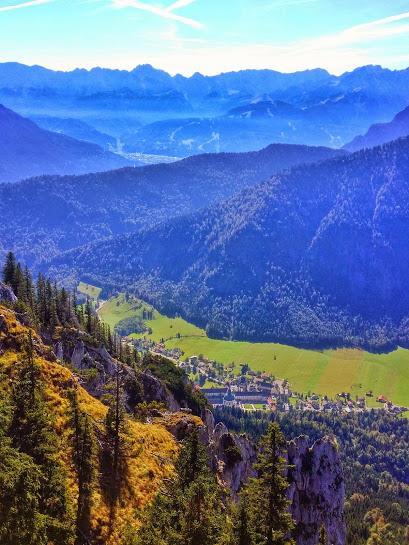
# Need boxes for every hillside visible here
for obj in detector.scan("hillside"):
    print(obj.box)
[345,104,409,151]
[48,136,409,350]
[0,142,344,265]
[0,266,348,545]
[0,105,129,183]
[30,115,117,150]
[0,303,181,545]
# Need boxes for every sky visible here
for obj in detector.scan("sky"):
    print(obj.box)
[1,0,409,75]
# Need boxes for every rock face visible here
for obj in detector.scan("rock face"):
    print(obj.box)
[56,332,179,411]
[206,413,345,545]
[0,282,17,304]
[204,410,256,497]
[140,370,180,411]
[287,436,346,545]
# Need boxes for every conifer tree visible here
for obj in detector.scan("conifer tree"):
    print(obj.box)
[2,251,17,291]
[244,423,294,545]
[69,391,94,545]
[102,366,127,529]
[134,427,227,545]
[9,335,73,544]
[234,498,252,545]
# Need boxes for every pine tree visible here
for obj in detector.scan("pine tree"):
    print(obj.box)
[234,498,252,545]
[69,391,94,545]
[9,335,74,544]
[244,423,294,545]
[135,427,227,545]
[102,366,127,530]
[2,251,17,291]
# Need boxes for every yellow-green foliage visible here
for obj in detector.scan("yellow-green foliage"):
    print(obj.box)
[0,305,181,545]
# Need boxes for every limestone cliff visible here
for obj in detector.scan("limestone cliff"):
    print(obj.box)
[205,410,346,545]
[287,436,346,545]
[54,333,180,411]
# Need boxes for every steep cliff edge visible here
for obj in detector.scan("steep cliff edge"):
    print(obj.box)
[288,436,346,545]
[205,410,346,545]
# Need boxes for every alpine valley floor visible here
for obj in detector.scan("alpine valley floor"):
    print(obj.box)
[96,291,409,410]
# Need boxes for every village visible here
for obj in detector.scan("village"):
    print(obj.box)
[131,337,408,416]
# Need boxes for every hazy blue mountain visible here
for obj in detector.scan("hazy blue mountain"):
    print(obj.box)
[0,143,344,264]
[30,115,117,149]
[2,62,409,149]
[0,104,130,183]
[120,114,336,155]
[48,137,409,350]
[344,104,409,151]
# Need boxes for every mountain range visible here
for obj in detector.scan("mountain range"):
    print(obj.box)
[3,62,409,151]
[45,136,409,351]
[0,142,343,264]
[0,104,130,183]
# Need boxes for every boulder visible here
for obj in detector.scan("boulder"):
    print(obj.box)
[0,282,17,304]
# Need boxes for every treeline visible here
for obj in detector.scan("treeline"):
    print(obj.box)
[2,251,138,367]
[214,406,409,545]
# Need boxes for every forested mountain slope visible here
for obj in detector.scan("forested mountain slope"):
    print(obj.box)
[0,105,129,183]
[0,143,343,265]
[48,137,409,350]
[345,104,409,151]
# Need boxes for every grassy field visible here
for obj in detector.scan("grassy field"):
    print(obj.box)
[98,295,150,330]
[77,281,102,300]
[134,313,204,342]
[98,295,409,407]
[98,294,203,340]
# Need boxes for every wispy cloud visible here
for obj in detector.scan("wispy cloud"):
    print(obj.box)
[0,0,52,11]
[111,0,203,29]
[166,0,196,12]
[305,10,409,49]
[126,9,409,75]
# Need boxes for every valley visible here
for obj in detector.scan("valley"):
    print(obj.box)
[1,44,409,544]
[96,290,409,410]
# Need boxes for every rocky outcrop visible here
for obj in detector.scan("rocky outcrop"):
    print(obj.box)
[205,413,345,545]
[55,332,180,411]
[140,370,180,411]
[204,410,256,496]
[0,282,17,304]
[287,436,346,545]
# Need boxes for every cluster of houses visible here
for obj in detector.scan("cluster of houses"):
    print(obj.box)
[128,340,408,415]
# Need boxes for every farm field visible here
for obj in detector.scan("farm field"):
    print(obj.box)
[98,294,409,407]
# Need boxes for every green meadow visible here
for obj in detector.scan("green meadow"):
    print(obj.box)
[98,294,409,407]
[77,281,102,300]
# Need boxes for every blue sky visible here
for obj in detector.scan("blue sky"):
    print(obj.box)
[1,0,409,74]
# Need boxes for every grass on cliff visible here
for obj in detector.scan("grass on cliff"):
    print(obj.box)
[98,295,409,408]
[0,305,180,545]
